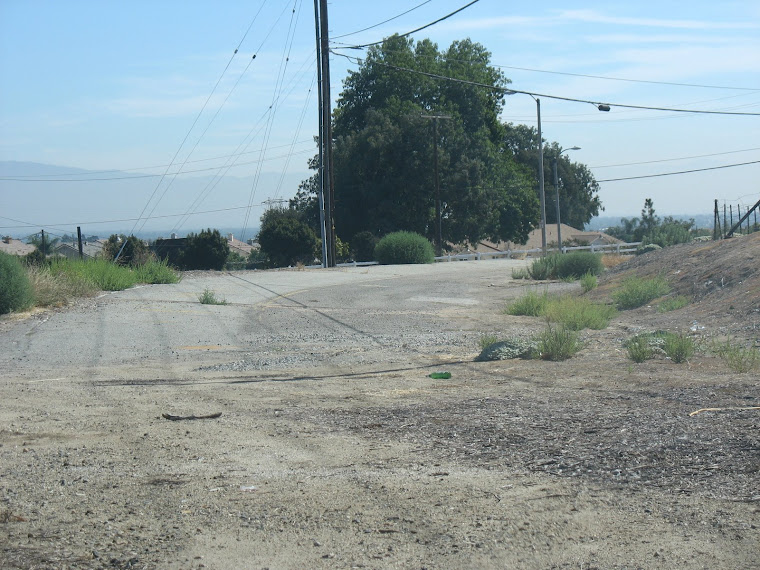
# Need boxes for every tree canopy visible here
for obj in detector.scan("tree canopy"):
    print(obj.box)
[330,35,539,246]
[502,123,602,229]
[294,34,604,246]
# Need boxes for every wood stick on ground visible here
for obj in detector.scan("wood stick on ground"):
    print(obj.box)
[689,406,760,417]
[161,412,222,421]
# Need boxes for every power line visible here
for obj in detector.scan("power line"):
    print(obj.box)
[333,53,760,117]
[337,44,760,93]
[596,160,760,182]
[0,148,314,182]
[342,0,481,49]
[469,63,760,92]
[0,203,269,230]
[332,1,433,39]
[591,147,760,169]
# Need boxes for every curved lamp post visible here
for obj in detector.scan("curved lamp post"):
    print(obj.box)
[553,146,581,253]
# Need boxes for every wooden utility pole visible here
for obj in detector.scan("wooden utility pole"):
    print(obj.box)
[421,114,451,256]
[713,199,721,240]
[77,226,84,259]
[317,0,336,267]
[313,0,327,268]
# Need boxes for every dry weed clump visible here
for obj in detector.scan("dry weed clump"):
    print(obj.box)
[26,265,97,307]
[601,253,629,269]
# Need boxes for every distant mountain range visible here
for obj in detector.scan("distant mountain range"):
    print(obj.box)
[0,161,305,239]
[2,161,717,240]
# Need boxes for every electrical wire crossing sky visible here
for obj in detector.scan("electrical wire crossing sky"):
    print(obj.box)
[1,0,759,235]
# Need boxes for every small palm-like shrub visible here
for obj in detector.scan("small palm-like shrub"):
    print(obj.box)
[0,251,34,314]
[612,276,671,309]
[534,326,582,361]
[374,232,434,265]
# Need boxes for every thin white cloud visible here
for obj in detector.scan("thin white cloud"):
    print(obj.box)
[584,33,746,45]
[558,9,759,30]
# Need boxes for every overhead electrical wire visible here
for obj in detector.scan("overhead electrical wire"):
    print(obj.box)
[0,148,314,183]
[0,140,316,181]
[333,52,760,117]
[240,0,303,242]
[342,0,481,49]
[126,5,266,238]
[137,0,295,234]
[332,1,433,39]
[591,147,760,169]
[172,46,318,234]
[0,203,271,230]
[596,159,760,183]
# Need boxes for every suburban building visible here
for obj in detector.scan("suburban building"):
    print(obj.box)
[0,236,36,257]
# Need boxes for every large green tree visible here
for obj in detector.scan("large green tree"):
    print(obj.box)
[502,123,603,229]
[325,35,539,246]
[257,208,318,268]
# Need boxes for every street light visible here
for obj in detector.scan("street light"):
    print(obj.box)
[505,90,547,254]
[552,146,581,253]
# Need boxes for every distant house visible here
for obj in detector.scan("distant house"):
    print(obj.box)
[53,239,105,260]
[0,236,35,257]
[466,224,622,254]
[226,233,258,258]
[151,237,188,267]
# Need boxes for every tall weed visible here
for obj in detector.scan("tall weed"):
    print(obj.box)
[612,276,671,309]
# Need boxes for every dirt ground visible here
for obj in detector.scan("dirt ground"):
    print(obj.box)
[1,235,758,569]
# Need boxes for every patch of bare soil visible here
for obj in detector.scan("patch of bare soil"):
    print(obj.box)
[595,232,760,339]
[1,241,758,569]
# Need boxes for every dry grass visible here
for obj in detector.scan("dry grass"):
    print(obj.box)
[26,265,98,307]
[601,254,630,269]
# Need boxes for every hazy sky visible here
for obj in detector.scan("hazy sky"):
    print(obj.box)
[1,0,759,236]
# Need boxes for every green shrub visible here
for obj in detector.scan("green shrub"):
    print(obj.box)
[199,288,227,305]
[626,336,654,363]
[527,255,560,280]
[556,252,604,279]
[580,272,598,293]
[374,231,434,265]
[351,231,378,262]
[475,338,537,361]
[663,333,695,363]
[133,259,180,284]
[543,296,616,331]
[52,258,137,291]
[511,267,529,280]
[478,334,500,351]
[712,339,760,373]
[527,252,603,280]
[612,276,671,309]
[0,251,34,314]
[534,326,582,361]
[657,295,689,313]
[636,243,662,256]
[506,290,550,316]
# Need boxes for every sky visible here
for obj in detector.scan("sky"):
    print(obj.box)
[1,0,759,237]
